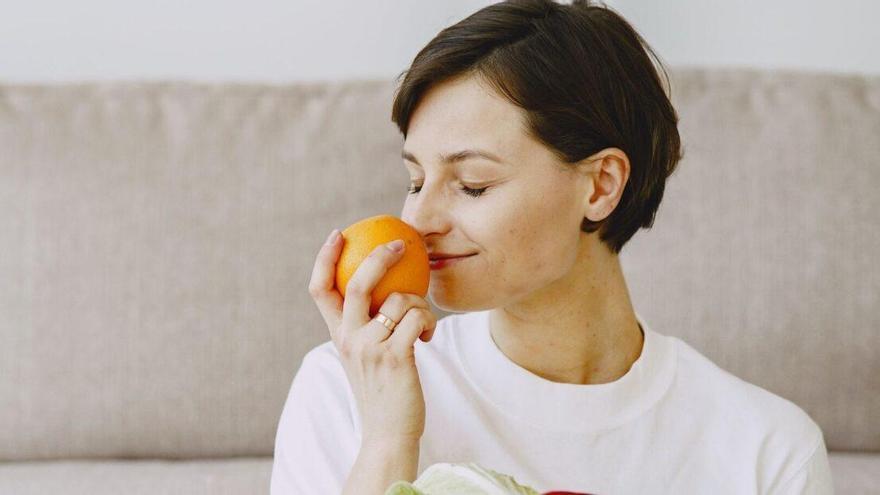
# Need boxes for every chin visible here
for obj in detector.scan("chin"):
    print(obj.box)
[428,287,492,313]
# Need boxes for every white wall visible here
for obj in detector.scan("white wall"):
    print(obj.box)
[608,0,879,76]
[0,0,877,84]
[0,0,496,84]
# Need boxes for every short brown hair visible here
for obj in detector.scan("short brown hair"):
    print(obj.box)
[391,0,684,254]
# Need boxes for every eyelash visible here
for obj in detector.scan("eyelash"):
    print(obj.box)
[407,184,489,198]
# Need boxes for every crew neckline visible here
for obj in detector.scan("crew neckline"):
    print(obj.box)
[453,309,677,433]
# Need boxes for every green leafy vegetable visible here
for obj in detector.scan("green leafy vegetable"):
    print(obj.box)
[384,462,541,495]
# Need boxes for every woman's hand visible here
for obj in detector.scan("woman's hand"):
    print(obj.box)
[308,229,436,446]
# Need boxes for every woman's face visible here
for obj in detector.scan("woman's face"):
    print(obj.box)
[400,74,594,312]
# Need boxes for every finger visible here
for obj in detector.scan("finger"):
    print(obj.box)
[308,229,345,339]
[360,292,429,343]
[341,239,406,331]
[385,307,436,355]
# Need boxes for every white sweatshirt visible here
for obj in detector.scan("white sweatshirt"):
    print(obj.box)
[271,309,834,494]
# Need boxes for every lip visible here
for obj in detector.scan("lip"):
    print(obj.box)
[428,252,475,260]
[429,253,475,270]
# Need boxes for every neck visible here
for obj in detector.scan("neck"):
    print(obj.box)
[488,238,644,385]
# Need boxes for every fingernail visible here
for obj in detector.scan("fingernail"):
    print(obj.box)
[388,239,405,252]
[325,229,340,245]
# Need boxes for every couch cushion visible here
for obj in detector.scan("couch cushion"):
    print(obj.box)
[828,451,880,495]
[0,452,874,494]
[0,457,271,494]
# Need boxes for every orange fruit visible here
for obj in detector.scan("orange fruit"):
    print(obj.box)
[335,214,430,318]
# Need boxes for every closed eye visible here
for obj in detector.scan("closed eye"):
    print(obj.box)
[407,184,488,198]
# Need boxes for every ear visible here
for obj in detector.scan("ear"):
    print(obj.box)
[580,147,630,222]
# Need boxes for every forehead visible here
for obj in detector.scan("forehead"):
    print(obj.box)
[404,74,529,156]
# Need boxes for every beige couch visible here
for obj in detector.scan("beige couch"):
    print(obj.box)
[0,67,877,494]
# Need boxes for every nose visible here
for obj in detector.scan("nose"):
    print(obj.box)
[400,183,452,239]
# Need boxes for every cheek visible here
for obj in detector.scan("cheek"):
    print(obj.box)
[500,186,576,270]
[486,206,557,274]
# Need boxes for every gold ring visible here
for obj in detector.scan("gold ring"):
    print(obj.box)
[374,312,398,332]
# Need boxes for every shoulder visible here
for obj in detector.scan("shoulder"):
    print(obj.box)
[305,338,342,364]
[670,337,825,485]
[273,342,360,495]
[283,340,361,434]
[291,341,352,405]
[672,336,821,435]
[301,340,345,376]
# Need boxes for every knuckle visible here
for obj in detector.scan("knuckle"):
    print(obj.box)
[381,245,400,259]
[379,345,404,367]
[346,282,366,297]
[392,292,419,310]
[363,344,383,364]
[307,283,321,298]
[386,292,405,306]
[411,308,435,331]
[415,308,432,325]
[339,339,356,359]
[402,293,427,308]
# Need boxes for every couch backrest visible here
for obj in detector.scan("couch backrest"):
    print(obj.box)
[621,68,879,453]
[1,68,877,461]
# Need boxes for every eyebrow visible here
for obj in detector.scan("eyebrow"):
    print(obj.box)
[401,148,505,166]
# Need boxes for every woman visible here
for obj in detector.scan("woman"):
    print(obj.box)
[272,1,833,493]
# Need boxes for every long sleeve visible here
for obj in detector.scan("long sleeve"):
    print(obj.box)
[271,347,361,495]
[769,429,834,495]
